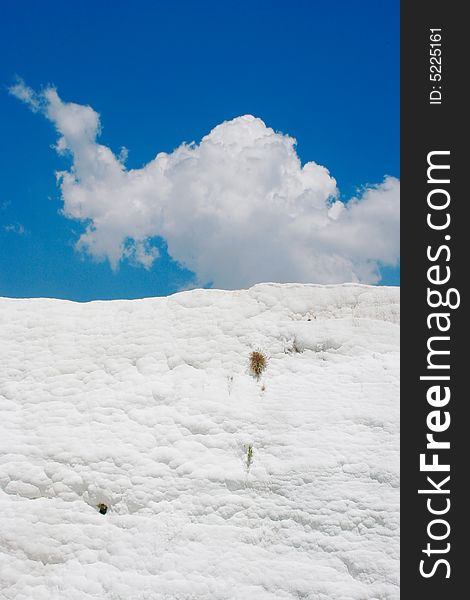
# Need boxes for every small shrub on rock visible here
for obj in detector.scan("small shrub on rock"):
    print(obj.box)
[97,503,108,515]
[249,350,267,378]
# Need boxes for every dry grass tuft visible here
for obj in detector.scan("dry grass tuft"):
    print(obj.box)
[246,445,254,469]
[249,350,267,378]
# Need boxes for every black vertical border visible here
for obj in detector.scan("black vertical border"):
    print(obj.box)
[401,1,465,596]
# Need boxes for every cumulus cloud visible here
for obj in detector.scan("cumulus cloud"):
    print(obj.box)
[10,79,399,288]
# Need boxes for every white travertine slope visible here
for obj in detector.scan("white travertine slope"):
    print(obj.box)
[0,283,399,600]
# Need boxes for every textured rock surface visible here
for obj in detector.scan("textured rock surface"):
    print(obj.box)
[0,283,399,599]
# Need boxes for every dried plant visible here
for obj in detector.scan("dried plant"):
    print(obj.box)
[249,350,267,378]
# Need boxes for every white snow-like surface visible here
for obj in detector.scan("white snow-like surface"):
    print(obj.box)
[0,283,399,600]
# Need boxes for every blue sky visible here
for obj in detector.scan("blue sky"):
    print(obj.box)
[0,0,399,301]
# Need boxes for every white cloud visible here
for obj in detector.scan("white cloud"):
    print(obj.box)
[10,80,400,288]
[9,77,42,112]
[3,223,26,235]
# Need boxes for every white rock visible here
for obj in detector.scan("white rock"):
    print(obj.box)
[0,283,399,599]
